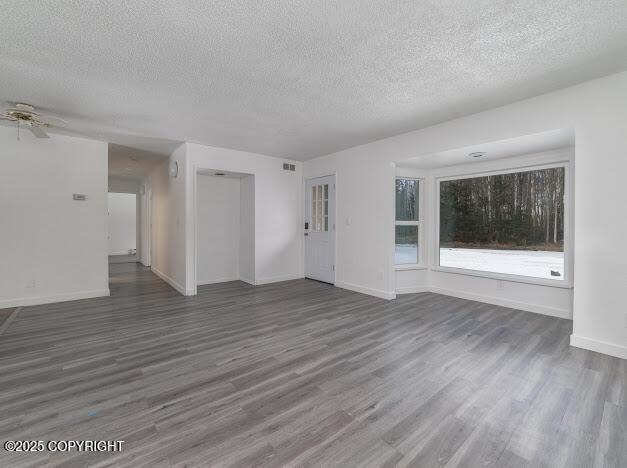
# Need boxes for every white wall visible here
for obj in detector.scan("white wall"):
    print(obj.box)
[148,144,188,294]
[304,71,627,359]
[305,154,395,299]
[239,175,255,284]
[107,192,137,256]
[196,175,241,284]
[395,268,429,294]
[0,127,109,307]
[186,143,302,290]
[149,143,300,294]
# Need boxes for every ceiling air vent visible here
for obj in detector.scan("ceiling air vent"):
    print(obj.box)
[283,163,296,172]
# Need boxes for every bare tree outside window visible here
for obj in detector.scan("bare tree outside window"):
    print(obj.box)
[439,167,565,280]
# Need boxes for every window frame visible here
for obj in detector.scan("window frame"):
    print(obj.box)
[433,161,572,288]
[394,177,425,268]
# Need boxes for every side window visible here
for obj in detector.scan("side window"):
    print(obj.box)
[395,178,420,264]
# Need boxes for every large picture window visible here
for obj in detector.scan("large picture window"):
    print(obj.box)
[439,166,566,281]
[395,178,420,265]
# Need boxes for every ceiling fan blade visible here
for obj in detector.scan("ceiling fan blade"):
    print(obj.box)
[40,115,67,126]
[29,125,50,138]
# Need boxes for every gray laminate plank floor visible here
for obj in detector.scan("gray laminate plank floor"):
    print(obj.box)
[108,255,138,264]
[0,263,625,467]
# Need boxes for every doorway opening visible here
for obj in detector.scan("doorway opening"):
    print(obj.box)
[194,169,255,289]
[304,175,336,284]
[108,192,138,264]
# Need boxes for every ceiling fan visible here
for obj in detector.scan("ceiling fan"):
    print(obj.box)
[0,103,66,139]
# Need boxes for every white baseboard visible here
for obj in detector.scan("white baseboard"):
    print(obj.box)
[151,267,187,296]
[255,274,304,285]
[0,289,110,309]
[570,334,627,359]
[429,286,572,319]
[109,250,135,256]
[335,281,396,300]
[347,280,571,318]
[197,277,240,286]
[197,275,302,287]
[396,286,430,295]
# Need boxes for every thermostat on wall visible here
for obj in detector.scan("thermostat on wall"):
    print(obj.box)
[73,194,87,201]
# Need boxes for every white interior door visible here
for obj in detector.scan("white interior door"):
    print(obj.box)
[305,175,335,284]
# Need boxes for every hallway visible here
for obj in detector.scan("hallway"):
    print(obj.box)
[108,261,173,296]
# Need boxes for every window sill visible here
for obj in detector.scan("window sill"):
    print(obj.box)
[431,266,573,289]
[395,264,427,271]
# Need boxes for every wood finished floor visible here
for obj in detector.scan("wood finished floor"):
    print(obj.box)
[0,263,625,467]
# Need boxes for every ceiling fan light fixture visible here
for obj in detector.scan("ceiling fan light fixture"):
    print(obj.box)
[1,102,57,139]
[14,103,35,111]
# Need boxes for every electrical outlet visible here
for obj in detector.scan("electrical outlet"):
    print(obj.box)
[496,280,504,290]
[25,279,37,292]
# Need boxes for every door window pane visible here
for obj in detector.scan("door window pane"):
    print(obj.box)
[311,183,331,232]
[311,186,317,230]
[395,225,418,264]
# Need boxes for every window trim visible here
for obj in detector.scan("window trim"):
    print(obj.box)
[433,161,573,288]
[395,177,425,268]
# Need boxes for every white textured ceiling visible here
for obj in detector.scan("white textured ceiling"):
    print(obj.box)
[1,1,626,160]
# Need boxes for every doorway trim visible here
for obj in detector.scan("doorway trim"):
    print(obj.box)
[143,186,152,267]
[190,164,199,296]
